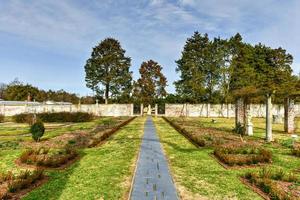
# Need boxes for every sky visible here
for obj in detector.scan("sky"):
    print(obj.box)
[0,0,300,95]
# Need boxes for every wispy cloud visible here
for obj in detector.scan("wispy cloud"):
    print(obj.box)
[0,0,299,94]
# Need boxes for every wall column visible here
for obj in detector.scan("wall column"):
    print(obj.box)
[155,104,158,116]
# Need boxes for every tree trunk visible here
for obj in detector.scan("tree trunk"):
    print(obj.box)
[235,98,245,127]
[105,83,109,104]
[284,98,295,133]
[266,95,272,142]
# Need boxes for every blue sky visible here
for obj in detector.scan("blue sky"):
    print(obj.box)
[0,0,300,95]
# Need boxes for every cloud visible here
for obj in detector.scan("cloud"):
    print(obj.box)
[0,0,300,94]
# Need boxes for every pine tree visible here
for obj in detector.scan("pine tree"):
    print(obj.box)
[84,38,132,104]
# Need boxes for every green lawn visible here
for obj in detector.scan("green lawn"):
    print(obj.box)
[22,117,145,200]
[154,117,300,200]
[0,117,121,142]
[0,117,131,174]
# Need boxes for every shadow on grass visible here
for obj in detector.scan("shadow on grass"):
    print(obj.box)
[23,151,87,200]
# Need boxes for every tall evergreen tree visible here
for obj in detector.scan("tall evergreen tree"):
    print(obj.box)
[133,60,167,106]
[84,38,132,104]
[175,32,209,102]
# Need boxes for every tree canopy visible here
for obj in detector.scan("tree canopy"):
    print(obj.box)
[133,60,167,106]
[175,32,297,104]
[84,38,132,104]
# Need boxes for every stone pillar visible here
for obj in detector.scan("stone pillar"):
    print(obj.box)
[140,104,143,116]
[284,98,295,133]
[155,104,158,116]
[206,103,210,118]
[235,98,245,127]
[266,95,272,142]
[245,105,253,136]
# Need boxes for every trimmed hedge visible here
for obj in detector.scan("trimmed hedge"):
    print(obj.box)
[214,144,272,166]
[0,169,44,199]
[20,146,78,168]
[0,114,4,123]
[244,168,299,200]
[13,112,94,123]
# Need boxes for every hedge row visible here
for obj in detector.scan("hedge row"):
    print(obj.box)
[0,169,44,199]
[214,144,272,166]
[244,168,299,200]
[13,112,94,123]
[20,146,78,168]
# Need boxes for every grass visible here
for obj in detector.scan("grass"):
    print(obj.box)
[0,149,21,173]
[22,117,145,200]
[0,117,123,142]
[154,117,300,200]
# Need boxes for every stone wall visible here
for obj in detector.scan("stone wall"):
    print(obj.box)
[0,104,134,117]
[165,103,300,117]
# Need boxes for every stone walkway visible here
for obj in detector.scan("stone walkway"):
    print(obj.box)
[130,117,179,200]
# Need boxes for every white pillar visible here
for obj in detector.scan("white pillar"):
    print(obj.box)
[246,105,253,136]
[266,95,272,142]
[155,104,158,116]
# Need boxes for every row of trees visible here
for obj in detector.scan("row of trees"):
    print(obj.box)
[84,38,167,105]
[175,32,298,104]
[0,79,96,104]
[84,34,299,106]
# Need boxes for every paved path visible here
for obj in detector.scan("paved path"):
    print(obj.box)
[130,117,179,200]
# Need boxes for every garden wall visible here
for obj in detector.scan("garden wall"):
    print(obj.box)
[165,103,300,117]
[0,104,134,117]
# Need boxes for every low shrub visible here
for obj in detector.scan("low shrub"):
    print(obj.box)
[0,169,44,198]
[232,122,245,135]
[244,168,299,200]
[0,114,4,123]
[214,144,272,166]
[20,146,78,168]
[292,145,300,157]
[37,112,94,123]
[30,121,45,142]
[12,113,35,124]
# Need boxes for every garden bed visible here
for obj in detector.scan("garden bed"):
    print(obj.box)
[163,116,241,147]
[213,143,272,168]
[242,168,300,200]
[17,146,79,169]
[0,169,46,199]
